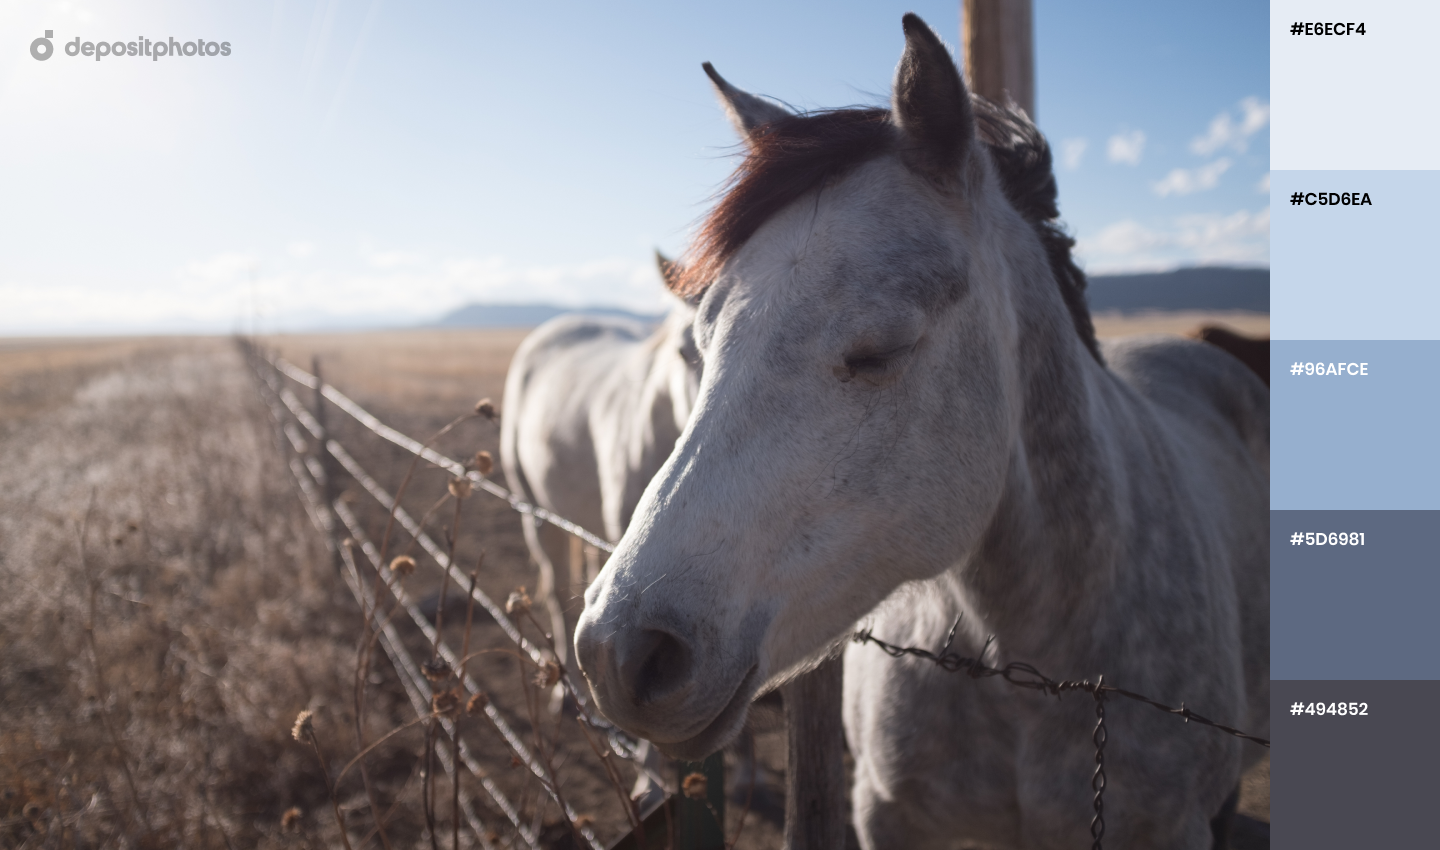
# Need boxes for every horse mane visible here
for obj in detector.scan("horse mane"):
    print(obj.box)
[677,99,1102,363]
[971,98,1101,362]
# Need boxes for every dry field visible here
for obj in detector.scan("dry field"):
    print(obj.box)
[0,314,1268,848]
[1088,310,1268,339]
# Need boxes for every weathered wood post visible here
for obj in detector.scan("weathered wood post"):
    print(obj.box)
[676,753,726,850]
[782,656,846,850]
[962,0,1035,119]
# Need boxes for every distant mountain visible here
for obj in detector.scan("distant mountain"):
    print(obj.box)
[1085,267,1268,313]
[432,303,663,329]
[433,268,1266,328]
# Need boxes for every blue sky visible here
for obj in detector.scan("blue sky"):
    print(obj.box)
[0,1,1268,334]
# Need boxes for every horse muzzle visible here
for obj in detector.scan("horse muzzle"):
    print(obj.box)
[574,612,760,758]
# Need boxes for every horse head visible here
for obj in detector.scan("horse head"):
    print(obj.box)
[576,14,1088,758]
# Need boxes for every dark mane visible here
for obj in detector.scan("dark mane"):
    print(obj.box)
[971,98,1101,362]
[677,108,893,296]
[677,99,1101,363]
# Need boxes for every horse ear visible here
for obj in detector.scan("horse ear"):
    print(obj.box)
[655,250,701,303]
[703,62,792,140]
[655,250,683,290]
[892,13,974,179]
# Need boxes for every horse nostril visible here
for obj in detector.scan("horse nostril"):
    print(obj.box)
[622,629,692,706]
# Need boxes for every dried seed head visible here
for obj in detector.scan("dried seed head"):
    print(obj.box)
[421,659,451,682]
[534,660,560,689]
[466,692,488,715]
[291,710,314,741]
[389,555,416,578]
[23,801,42,820]
[431,688,461,717]
[682,772,708,800]
[474,398,496,419]
[505,587,531,615]
[509,755,523,768]
[341,537,356,550]
[448,477,473,500]
[281,807,302,832]
[474,450,494,477]
[575,814,595,828]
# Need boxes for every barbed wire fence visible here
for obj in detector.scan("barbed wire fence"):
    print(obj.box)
[240,338,669,850]
[239,337,1269,850]
[852,615,1269,848]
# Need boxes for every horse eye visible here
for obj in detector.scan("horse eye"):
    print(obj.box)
[845,353,890,374]
[836,344,913,384]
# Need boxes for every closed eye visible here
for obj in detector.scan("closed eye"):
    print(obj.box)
[835,343,916,386]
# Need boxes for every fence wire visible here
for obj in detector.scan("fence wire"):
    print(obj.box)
[273,356,616,554]
[262,349,648,762]
[253,347,539,848]
[853,618,1269,849]
[245,341,631,850]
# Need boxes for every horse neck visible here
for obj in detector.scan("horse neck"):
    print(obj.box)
[961,280,1144,658]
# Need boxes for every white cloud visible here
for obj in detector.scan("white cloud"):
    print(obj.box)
[1191,97,1270,156]
[363,248,427,269]
[1151,158,1232,197]
[1107,130,1146,166]
[1256,173,1271,193]
[288,241,317,259]
[1061,138,1088,170]
[182,252,258,285]
[1075,207,1270,274]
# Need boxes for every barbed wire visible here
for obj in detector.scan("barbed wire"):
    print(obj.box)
[852,619,1270,747]
[257,347,650,763]
[246,347,516,848]
[271,355,617,554]
[853,618,1268,849]
[244,340,634,850]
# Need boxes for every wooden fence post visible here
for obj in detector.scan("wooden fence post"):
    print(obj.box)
[783,656,846,850]
[676,752,726,850]
[962,0,1035,119]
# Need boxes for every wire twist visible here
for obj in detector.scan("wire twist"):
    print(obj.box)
[853,619,1269,850]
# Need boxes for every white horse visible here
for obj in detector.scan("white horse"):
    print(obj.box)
[499,272,701,805]
[500,265,700,674]
[575,15,1268,849]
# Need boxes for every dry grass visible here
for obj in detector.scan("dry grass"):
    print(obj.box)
[0,336,685,849]
[0,338,413,848]
[266,330,528,418]
[1090,310,1269,339]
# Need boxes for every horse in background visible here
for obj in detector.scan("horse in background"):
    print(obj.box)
[576,15,1268,848]
[1192,325,1269,386]
[500,255,700,677]
[499,262,700,806]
